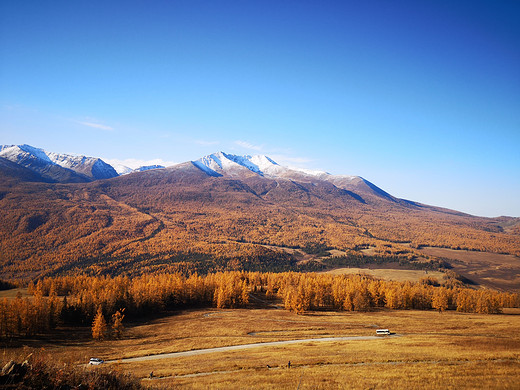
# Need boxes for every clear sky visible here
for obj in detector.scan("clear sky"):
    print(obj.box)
[1,0,519,217]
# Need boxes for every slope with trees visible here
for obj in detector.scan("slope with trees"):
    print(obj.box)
[0,160,519,280]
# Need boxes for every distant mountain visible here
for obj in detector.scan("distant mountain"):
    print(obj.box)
[192,152,395,202]
[0,146,394,201]
[134,164,165,172]
[0,144,118,183]
[0,145,518,283]
[109,162,166,175]
[112,164,133,175]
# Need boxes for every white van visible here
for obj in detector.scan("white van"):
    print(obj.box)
[376,329,391,335]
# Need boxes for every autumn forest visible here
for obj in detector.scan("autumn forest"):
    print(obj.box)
[1,162,519,281]
[1,271,519,339]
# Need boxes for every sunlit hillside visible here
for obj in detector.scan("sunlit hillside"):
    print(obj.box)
[1,157,518,284]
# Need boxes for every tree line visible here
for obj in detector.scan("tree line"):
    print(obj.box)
[0,272,518,338]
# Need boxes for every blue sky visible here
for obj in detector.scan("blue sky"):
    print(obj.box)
[1,0,519,217]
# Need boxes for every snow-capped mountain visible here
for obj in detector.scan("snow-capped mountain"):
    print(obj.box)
[109,162,135,176]
[134,164,165,172]
[0,145,394,200]
[45,151,118,180]
[0,144,118,183]
[191,152,393,200]
[109,163,166,175]
[193,151,322,178]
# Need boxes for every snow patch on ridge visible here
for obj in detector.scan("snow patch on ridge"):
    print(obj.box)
[194,152,286,177]
[0,144,53,164]
[0,144,118,180]
[192,160,222,177]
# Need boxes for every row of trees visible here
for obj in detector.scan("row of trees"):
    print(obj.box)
[275,273,512,314]
[0,290,61,337]
[1,271,518,338]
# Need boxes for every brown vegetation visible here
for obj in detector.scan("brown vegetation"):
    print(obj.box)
[1,272,517,339]
[4,307,519,389]
[0,165,519,280]
[418,246,520,291]
[0,355,142,389]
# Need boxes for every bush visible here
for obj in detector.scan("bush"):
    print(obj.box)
[1,357,143,390]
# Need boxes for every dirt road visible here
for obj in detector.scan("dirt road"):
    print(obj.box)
[106,335,394,363]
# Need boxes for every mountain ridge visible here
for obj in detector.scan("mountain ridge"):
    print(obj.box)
[0,145,399,204]
[1,145,516,220]
[0,144,519,282]
[0,144,118,182]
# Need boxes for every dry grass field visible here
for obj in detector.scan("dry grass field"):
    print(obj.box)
[418,247,520,291]
[324,267,447,283]
[0,287,30,299]
[2,307,519,389]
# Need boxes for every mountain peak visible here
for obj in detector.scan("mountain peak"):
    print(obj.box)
[0,145,393,202]
[188,151,395,202]
[193,152,282,177]
[0,144,52,164]
[0,144,118,182]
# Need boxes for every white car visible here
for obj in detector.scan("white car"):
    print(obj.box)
[89,358,104,365]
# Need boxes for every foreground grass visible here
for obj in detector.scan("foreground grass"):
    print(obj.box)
[158,360,520,389]
[2,308,520,389]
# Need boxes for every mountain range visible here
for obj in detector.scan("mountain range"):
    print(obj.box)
[0,145,412,203]
[0,144,519,288]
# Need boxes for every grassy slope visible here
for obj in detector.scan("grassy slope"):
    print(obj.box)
[2,308,519,389]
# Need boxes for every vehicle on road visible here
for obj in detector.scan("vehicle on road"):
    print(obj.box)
[89,358,104,365]
[376,329,391,335]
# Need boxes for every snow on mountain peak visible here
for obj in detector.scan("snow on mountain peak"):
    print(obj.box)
[0,144,118,181]
[193,152,284,177]
[0,144,52,164]
[47,151,96,170]
[109,162,134,176]
[249,154,278,168]
[189,151,371,197]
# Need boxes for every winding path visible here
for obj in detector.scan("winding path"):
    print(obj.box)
[106,335,395,363]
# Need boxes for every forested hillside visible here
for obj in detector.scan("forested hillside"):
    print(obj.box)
[1,158,519,280]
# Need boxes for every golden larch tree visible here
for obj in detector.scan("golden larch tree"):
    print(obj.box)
[432,288,449,313]
[92,307,107,340]
[111,309,125,339]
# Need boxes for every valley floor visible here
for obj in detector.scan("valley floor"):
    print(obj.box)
[2,307,520,389]
[417,246,520,291]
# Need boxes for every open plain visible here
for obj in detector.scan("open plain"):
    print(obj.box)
[418,247,520,291]
[2,307,519,389]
